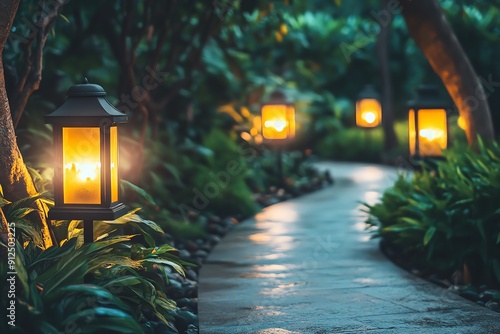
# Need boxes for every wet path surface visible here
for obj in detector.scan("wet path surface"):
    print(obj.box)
[198,162,500,333]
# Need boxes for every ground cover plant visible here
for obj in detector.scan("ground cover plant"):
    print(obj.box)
[0,188,189,333]
[364,138,500,309]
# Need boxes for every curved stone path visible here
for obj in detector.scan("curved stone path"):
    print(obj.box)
[198,162,500,334]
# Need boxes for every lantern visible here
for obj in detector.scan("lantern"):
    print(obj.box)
[260,90,295,186]
[261,90,295,142]
[408,85,451,159]
[45,79,128,242]
[356,85,382,128]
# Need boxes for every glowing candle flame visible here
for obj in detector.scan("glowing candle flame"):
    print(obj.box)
[362,111,377,124]
[264,120,287,132]
[419,129,444,141]
[65,162,101,182]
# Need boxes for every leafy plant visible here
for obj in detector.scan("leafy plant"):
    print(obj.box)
[364,138,500,287]
[1,197,188,333]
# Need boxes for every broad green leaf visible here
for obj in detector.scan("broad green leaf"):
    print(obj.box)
[121,180,157,205]
[0,195,11,207]
[102,276,144,287]
[61,307,143,334]
[39,322,60,334]
[59,13,70,23]
[144,258,185,276]
[162,162,183,183]
[400,217,423,227]
[423,226,437,246]
[28,238,78,270]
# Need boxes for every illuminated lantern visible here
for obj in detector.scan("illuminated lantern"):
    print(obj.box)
[356,85,382,128]
[408,85,451,159]
[45,79,128,243]
[261,90,295,142]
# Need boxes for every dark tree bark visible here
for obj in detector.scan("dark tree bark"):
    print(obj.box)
[0,0,54,248]
[377,0,398,152]
[400,0,494,144]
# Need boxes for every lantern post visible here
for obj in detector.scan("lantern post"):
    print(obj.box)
[261,90,296,186]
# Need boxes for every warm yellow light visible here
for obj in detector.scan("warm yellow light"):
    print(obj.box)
[356,98,381,128]
[287,105,296,138]
[362,111,377,124]
[261,104,295,140]
[110,126,119,203]
[409,109,447,157]
[264,119,287,132]
[253,116,262,130]
[457,116,466,130]
[65,162,100,182]
[241,132,252,142]
[63,127,101,204]
[419,129,444,141]
[280,23,288,35]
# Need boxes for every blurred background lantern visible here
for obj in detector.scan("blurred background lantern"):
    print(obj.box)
[356,85,382,128]
[261,90,295,186]
[261,90,295,142]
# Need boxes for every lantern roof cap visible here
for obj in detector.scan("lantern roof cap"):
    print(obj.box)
[357,85,379,99]
[67,78,107,97]
[265,89,292,105]
[45,80,127,125]
[408,84,452,109]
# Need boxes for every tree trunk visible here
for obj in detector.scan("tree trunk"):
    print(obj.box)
[0,0,54,249]
[400,0,495,144]
[377,0,398,152]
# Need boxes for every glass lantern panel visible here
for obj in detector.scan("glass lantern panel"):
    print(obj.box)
[417,109,447,157]
[110,126,119,203]
[262,105,288,139]
[356,98,381,128]
[408,109,416,156]
[62,127,101,204]
[286,105,296,139]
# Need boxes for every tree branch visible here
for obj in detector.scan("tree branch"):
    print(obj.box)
[11,0,66,128]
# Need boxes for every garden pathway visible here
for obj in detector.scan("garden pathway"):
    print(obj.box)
[198,162,500,334]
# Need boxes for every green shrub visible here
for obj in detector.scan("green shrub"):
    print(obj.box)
[1,189,187,333]
[316,120,409,163]
[364,138,500,287]
[199,129,257,217]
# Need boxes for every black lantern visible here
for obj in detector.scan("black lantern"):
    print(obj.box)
[408,85,451,159]
[45,79,128,243]
[356,85,382,128]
